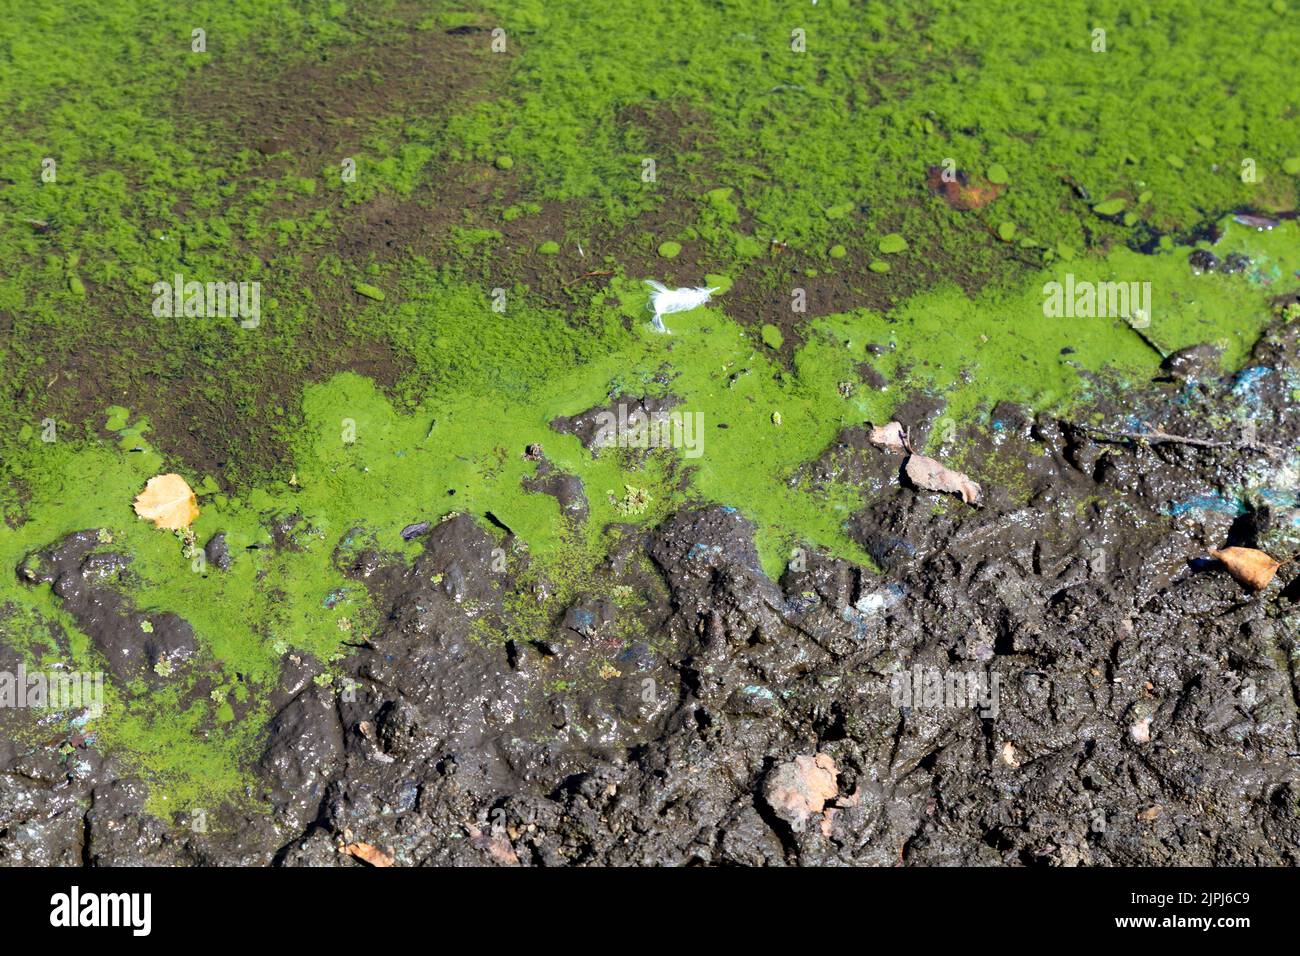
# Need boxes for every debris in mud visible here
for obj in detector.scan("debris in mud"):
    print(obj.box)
[999,742,1021,768]
[1209,546,1282,592]
[926,165,1005,210]
[1130,716,1153,744]
[762,753,838,833]
[132,473,199,530]
[523,443,544,461]
[1074,423,1284,457]
[1233,213,1278,231]
[868,420,908,452]
[644,280,719,333]
[467,825,520,866]
[904,454,981,505]
[340,841,393,867]
[400,521,430,541]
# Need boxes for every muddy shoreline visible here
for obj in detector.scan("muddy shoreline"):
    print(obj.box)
[4,305,1297,866]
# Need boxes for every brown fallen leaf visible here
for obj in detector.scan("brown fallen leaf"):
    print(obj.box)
[926,166,1006,210]
[868,420,909,452]
[133,473,199,530]
[763,753,838,833]
[904,454,981,505]
[340,841,393,867]
[1209,546,1281,592]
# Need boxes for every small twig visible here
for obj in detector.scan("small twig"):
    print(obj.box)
[1075,424,1284,457]
[1121,317,1167,360]
[563,269,613,287]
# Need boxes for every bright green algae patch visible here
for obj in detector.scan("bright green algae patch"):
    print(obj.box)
[5,0,1300,481]
[454,0,1300,245]
[847,218,1300,424]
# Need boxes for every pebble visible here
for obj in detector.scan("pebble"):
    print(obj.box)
[1188,249,1219,274]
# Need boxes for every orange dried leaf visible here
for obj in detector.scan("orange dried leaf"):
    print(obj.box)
[341,841,393,867]
[926,166,1005,210]
[133,474,199,530]
[1209,547,1280,592]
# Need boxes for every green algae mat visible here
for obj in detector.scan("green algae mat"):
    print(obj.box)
[2,0,1299,811]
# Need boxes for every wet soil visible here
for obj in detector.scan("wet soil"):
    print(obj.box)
[4,310,1297,866]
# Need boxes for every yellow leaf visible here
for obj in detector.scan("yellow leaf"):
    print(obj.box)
[133,473,199,530]
[1209,546,1281,592]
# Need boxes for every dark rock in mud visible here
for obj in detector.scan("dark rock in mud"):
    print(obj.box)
[0,774,85,866]
[20,530,197,681]
[84,776,182,866]
[256,686,343,832]
[522,460,589,522]
[990,401,1035,440]
[550,394,679,453]
[400,521,430,541]
[1161,342,1223,381]
[1188,248,1220,274]
[1220,252,1251,274]
[204,531,232,570]
[334,515,526,788]
[560,597,615,639]
[647,506,786,648]
[269,511,312,551]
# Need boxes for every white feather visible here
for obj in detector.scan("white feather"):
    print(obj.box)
[645,281,720,333]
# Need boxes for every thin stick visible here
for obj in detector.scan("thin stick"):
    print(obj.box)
[1075,424,1284,457]
[1121,317,1167,360]
[563,269,613,287]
